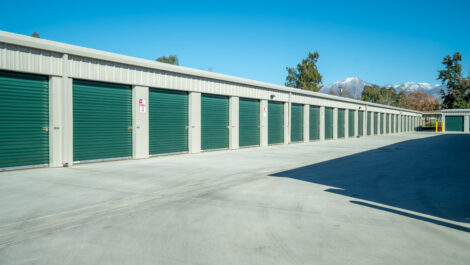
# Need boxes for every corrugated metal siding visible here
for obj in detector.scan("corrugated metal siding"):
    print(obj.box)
[68,55,290,101]
[201,94,229,150]
[73,80,132,162]
[291,103,303,142]
[325,107,334,139]
[149,88,188,155]
[348,110,355,137]
[337,109,345,138]
[0,43,63,77]
[309,106,320,140]
[268,101,284,144]
[239,98,260,147]
[0,70,49,168]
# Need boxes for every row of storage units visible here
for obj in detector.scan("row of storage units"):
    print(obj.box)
[0,31,424,170]
[0,70,422,169]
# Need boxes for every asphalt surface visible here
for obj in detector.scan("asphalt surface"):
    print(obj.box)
[0,133,469,265]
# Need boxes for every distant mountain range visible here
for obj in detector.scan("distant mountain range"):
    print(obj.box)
[321,77,444,101]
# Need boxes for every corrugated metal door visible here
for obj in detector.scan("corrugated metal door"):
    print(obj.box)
[348,110,354,137]
[239,98,260,147]
[149,88,188,155]
[201,94,229,150]
[367,112,371,135]
[386,114,390,134]
[291,103,303,142]
[358,111,364,136]
[268,101,284,144]
[380,113,384,134]
[337,109,345,138]
[325,107,334,139]
[391,114,395,133]
[0,71,49,169]
[445,116,464,131]
[309,106,320,140]
[374,112,378,134]
[73,80,132,162]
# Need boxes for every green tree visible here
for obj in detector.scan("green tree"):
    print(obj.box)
[156,55,179,65]
[285,52,322,92]
[437,52,469,109]
[361,85,381,103]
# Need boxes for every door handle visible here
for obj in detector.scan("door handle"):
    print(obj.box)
[42,126,49,132]
[128,126,132,130]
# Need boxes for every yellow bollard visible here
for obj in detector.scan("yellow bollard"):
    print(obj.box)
[435,122,438,132]
[442,121,445,132]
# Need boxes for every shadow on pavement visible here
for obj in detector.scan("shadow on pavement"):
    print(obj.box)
[271,134,470,231]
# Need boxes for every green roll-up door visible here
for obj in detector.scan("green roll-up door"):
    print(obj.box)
[291,103,303,142]
[367,112,371,135]
[380,113,384,134]
[201,94,229,150]
[386,114,390,134]
[358,111,364,136]
[374,112,378,134]
[268,101,284,144]
[0,71,49,169]
[325,107,334,139]
[337,109,345,138]
[239,98,260,147]
[73,80,132,162]
[309,106,320,140]
[445,116,464,132]
[348,110,354,137]
[149,88,188,155]
[391,114,395,133]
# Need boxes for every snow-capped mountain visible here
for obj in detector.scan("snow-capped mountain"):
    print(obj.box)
[320,77,372,98]
[387,82,444,99]
[322,77,445,100]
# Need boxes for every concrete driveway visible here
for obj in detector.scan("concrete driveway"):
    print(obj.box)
[1,133,469,265]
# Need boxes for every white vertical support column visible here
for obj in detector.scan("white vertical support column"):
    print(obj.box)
[354,109,359,137]
[62,77,73,166]
[189,92,201,153]
[464,115,470,133]
[319,106,325,141]
[371,112,375,136]
[378,113,382,135]
[49,76,63,167]
[229,96,239,150]
[260,99,268,147]
[344,109,349,139]
[284,102,289,144]
[62,53,73,167]
[303,104,309,142]
[132,86,149,159]
[333,108,338,140]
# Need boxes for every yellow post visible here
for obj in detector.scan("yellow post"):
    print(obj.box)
[435,121,438,132]
[442,121,445,132]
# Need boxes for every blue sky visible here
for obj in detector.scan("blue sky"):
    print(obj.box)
[1,0,469,86]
